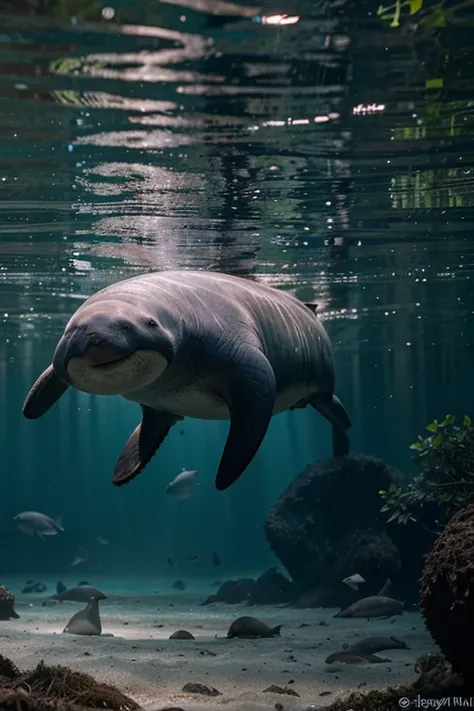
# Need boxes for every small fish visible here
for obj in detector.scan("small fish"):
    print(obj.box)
[189,555,200,563]
[71,547,88,567]
[167,557,177,567]
[334,595,404,620]
[212,552,221,567]
[171,579,186,591]
[166,469,200,501]
[227,616,282,639]
[14,511,64,539]
[96,535,111,545]
[342,573,365,591]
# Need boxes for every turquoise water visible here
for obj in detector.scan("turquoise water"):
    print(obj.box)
[0,0,473,598]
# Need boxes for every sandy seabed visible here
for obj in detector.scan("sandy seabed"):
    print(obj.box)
[0,575,436,711]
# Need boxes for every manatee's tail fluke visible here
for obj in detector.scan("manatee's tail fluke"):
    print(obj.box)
[271,624,283,637]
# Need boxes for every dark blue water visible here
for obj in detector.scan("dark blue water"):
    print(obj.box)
[0,0,473,583]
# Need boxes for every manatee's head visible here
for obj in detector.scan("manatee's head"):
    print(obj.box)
[52,299,175,395]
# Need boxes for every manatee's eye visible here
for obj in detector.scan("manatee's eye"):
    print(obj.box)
[119,322,132,331]
[147,318,157,328]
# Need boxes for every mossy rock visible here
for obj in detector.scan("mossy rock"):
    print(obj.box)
[420,503,474,684]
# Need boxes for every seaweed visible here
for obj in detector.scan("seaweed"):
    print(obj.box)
[0,657,141,711]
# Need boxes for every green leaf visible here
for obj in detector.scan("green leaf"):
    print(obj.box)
[432,431,445,448]
[426,423,438,433]
[378,490,386,496]
[463,415,472,427]
[441,414,456,427]
[410,441,424,450]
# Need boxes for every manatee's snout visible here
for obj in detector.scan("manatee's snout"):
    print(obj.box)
[52,303,171,396]
[82,345,129,367]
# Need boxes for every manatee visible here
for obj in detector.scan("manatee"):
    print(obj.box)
[346,635,409,655]
[334,595,404,620]
[63,599,102,635]
[50,584,107,602]
[227,616,282,639]
[21,271,350,492]
[325,651,391,664]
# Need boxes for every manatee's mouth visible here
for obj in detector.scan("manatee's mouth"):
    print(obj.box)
[83,345,131,368]
[65,347,168,396]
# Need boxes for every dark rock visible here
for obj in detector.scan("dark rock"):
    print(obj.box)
[202,578,255,605]
[262,684,300,696]
[0,654,20,679]
[181,682,221,696]
[414,653,464,694]
[0,586,20,620]
[247,567,297,606]
[420,504,474,685]
[265,454,424,607]
[169,630,195,640]
[22,581,46,594]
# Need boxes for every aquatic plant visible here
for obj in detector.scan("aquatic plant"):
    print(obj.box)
[0,658,140,710]
[379,414,474,531]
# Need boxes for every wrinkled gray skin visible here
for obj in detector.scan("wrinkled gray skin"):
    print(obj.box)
[227,616,282,639]
[334,595,405,620]
[63,599,102,635]
[50,584,107,602]
[22,270,351,491]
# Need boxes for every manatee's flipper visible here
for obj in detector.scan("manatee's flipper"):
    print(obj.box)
[332,427,350,457]
[63,599,102,636]
[113,406,182,486]
[310,392,351,457]
[22,365,69,419]
[215,345,276,491]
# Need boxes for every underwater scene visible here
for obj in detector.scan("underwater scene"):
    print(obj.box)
[0,0,474,709]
